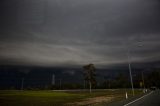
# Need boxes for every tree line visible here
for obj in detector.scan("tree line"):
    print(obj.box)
[1,64,160,90]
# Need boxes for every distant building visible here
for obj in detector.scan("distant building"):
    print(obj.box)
[52,74,55,85]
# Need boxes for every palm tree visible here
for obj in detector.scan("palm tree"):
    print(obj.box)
[83,64,96,93]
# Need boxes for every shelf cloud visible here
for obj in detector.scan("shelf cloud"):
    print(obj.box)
[0,0,160,68]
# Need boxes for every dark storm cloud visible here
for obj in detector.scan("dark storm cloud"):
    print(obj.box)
[0,0,160,68]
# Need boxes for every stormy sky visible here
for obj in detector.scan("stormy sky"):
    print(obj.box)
[0,0,160,68]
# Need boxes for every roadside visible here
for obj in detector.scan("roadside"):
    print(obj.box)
[97,90,152,106]
[67,89,143,106]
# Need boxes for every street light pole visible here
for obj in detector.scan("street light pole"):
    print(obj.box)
[127,49,135,96]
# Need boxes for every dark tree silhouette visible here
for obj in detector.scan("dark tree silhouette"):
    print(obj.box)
[83,64,96,93]
[146,70,160,88]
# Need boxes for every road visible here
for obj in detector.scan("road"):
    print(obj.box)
[124,90,160,106]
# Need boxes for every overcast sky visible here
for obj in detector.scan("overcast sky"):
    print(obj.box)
[0,0,160,68]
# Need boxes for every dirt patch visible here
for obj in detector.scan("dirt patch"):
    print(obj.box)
[67,96,114,106]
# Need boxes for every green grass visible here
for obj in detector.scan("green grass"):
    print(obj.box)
[0,89,143,106]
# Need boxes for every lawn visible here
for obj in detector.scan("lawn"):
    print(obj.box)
[0,89,143,106]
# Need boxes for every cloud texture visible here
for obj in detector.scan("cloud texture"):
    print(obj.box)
[0,0,160,68]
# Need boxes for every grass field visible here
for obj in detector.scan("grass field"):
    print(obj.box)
[0,89,143,106]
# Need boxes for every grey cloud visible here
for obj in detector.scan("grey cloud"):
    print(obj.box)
[0,0,160,68]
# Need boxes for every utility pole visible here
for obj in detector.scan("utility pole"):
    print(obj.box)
[21,78,24,90]
[142,71,145,92]
[127,49,135,96]
[124,39,144,96]
[108,79,110,89]
[84,80,86,89]
[52,74,55,85]
[59,79,62,89]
